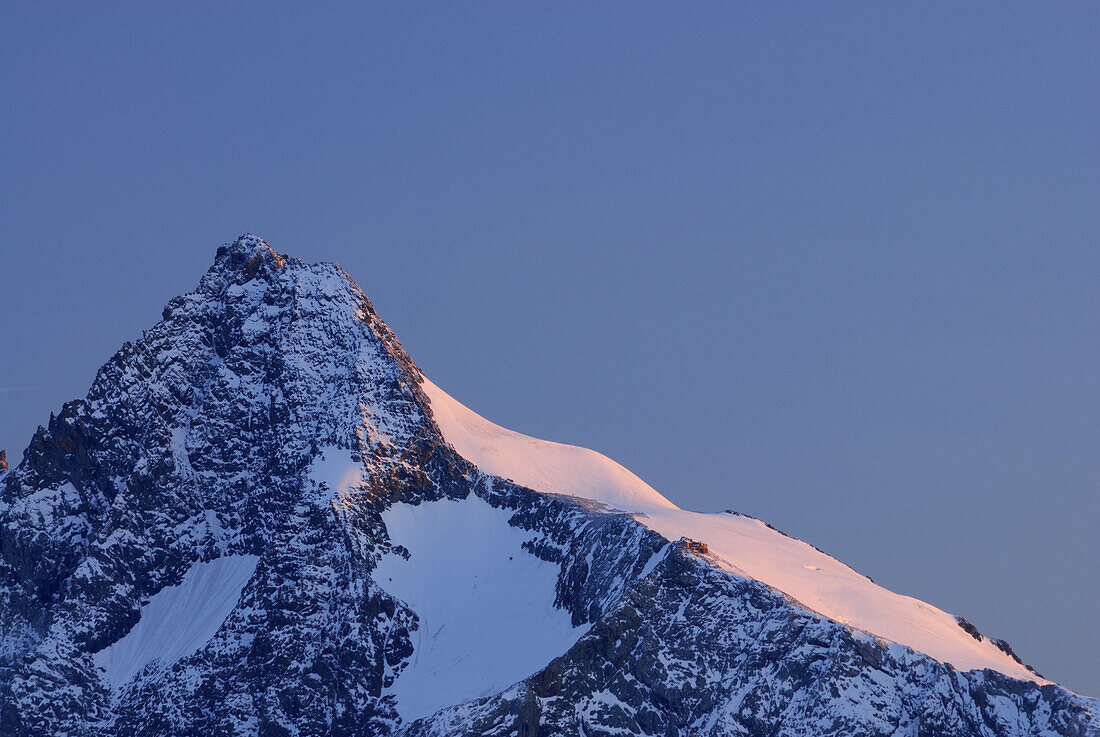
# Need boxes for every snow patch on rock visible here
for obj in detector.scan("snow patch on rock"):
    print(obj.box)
[93,554,259,689]
[310,445,367,504]
[376,494,587,723]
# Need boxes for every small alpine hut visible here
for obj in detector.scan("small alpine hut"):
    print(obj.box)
[679,537,708,555]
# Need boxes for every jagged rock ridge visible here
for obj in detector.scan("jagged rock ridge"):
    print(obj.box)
[0,235,1094,737]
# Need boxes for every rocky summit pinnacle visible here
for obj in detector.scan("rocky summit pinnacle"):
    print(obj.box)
[0,237,1095,737]
[215,233,288,281]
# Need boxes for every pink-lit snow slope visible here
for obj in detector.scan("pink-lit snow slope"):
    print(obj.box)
[419,375,1042,684]
[421,377,678,512]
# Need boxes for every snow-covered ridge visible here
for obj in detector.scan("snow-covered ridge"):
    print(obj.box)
[420,376,677,512]
[419,375,1042,683]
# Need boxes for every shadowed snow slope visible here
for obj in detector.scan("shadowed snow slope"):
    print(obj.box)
[375,495,587,722]
[420,375,1041,683]
[93,555,259,689]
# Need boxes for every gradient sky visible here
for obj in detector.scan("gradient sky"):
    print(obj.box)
[1,3,1097,695]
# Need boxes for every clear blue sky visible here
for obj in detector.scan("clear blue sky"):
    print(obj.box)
[1,3,1097,695]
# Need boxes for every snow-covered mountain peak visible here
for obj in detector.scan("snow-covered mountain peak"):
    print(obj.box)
[165,239,1053,683]
[0,237,1092,737]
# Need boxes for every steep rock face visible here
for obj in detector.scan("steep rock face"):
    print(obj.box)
[0,236,1094,737]
[0,238,444,735]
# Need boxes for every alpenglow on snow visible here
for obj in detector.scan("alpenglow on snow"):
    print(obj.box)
[0,235,1094,737]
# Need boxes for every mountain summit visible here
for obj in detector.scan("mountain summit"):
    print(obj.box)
[0,235,1094,736]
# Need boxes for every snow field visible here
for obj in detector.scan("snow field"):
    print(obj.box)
[375,494,588,722]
